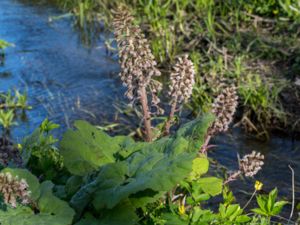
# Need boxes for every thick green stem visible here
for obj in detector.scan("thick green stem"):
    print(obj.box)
[164,97,178,136]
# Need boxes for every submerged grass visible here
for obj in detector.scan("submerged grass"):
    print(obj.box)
[47,0,300,137]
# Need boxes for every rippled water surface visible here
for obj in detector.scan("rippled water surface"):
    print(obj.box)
[0,0,299,217]
[0,0,123,139]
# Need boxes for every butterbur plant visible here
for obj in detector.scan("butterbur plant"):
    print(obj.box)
[112,7,196,141]
[165,54,195,135]
[201,85,238,152]
[209,86,238,135]
[224,151,265,184]
[0,172,31,208]
[112,6,162,142]
[239,151,264,177]
[0,3,293,224]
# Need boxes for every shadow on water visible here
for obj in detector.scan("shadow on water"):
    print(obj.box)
[0,0,299,217]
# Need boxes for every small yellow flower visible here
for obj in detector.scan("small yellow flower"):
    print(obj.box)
[17,144,22,150]
[255,180,263,191]
[178,204,186,215]
[273,10,279,15]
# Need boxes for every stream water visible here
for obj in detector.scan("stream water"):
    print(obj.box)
[0,0,299,218]
[0,0,124,139]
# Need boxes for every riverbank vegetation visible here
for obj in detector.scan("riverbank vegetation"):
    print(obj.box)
[44,0,300,139]
[0,6,299,223]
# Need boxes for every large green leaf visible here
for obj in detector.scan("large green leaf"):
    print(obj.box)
[75,217,99,225]
[175,114,215,150]
[97,200,139,225]
[65,175,84,198]
[0,206,74,225]
[75,201,138,225]
[189,156,209,180]
[70,162,128,215]
[162,213,189,225]
[69,114,214,218]
[0,183,74,225]
[92,151,194,210]
[60,120,122,176]
[37,181,75,224]
[196,177,223,196]
[0,206,38,225]
[70,141,186,214]
[0,172,75,225]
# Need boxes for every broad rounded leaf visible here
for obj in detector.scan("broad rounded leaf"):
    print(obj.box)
[69,116,214,218]
[37,181,75,225]
[60,120,121,176]
[65,175,84,198]
[189,156,209,180]
[197,177,223,196]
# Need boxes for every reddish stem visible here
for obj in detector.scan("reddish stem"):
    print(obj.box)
[223,171,242,185]
[200,135,211,154]
[140,86,152,142]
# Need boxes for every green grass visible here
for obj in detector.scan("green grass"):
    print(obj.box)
[46,0,300,136]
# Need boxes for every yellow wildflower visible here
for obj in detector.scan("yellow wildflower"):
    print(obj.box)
[17,144,22,150]
[178,204,186,215]
[255,180,263,191]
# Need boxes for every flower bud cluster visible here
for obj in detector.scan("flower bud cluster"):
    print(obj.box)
[169,55,195,104]
[0,172,31,207]
[239,151,264,177]
[112,7,162,112]
[209,86,238,135]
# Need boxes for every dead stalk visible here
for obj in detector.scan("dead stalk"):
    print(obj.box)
[288,165,295,224]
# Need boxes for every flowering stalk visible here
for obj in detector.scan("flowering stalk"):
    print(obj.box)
[165,55,195,135]
[223,151,264,184]
[0,172,31,208]
[112,7,163,141]
[201,85,238,153]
